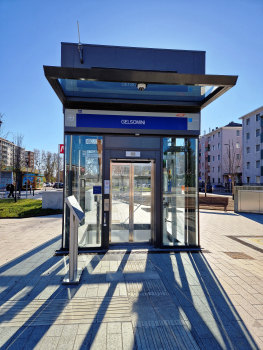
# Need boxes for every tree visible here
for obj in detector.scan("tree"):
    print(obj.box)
[223,141,242,199]
[0,113,10,171]
[33,148,41,173]
[12,133,25,202]
[42,151,57,182]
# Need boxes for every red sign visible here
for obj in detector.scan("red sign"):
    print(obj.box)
[59,144,64,154]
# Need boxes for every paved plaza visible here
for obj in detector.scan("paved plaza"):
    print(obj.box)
[0,210,263,349]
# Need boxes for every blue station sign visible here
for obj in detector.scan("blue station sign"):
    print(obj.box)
[77,113,187,131]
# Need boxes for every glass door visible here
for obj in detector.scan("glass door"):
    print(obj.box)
[110,163,131,242]
[110,162,153,243]
[133,163,152,242]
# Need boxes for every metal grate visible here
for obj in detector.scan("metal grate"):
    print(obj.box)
[223,252,254,259]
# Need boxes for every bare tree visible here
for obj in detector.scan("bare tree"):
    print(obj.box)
[33,148,41,173]
[54,153,64,182]
[223,141,242,198]
[12,133,25,202]
[42,151,57,182]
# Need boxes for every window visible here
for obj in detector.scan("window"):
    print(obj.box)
[256,114,260,122]
[246,133,250,140]
[236,142,240,148]
[64,134,103,249]
[212,178,215,183]
[256,144,260,152]
[202,143,204,146]
[218,132,220,137]
[246,147,250,154]
[247,162,250,170]
[247,177,250,184]
[218,178,220,184]
[217,166,220,172]
[202,163,204,167]
[246,118,250,125]
[162,137,198,246]
[213,134,215,140]
[256,161,260,168]
[236,154,240,160]
[218,155,220,161]
[208,137,211,141]
[237,166,240,172]
[256,129,260,137]
[236,130,240,136]
[212,156,215,161]
[218,143,220,149]
[256,176,260,183]
[212,167,214,172]
[212,145,215,151]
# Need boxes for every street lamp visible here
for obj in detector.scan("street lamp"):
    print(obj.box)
[224,141,230,192]
[26,159,29,199]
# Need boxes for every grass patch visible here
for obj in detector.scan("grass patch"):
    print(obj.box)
[0,199,63,218]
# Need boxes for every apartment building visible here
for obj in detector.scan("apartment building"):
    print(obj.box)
[199,122,242,187]
[0,137,16,167]
[239,106,263,184]
[24,150,34,168]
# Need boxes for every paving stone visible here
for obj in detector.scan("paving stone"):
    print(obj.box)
[39,336,60,349]
[107,321,122,334]
[1,213,263,349]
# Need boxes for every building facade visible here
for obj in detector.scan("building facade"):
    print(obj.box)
[0,137,16,167]
[199,122,242,187]
[24,151,34,168]
[239,106,263,184]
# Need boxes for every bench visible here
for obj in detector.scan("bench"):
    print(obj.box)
[199,196,228,211]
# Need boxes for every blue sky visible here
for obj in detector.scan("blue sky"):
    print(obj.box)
[0,0,262,153]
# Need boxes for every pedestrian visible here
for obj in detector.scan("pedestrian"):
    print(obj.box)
[6,183,10,198]
[9,183,14,198]
[30,183,32,194]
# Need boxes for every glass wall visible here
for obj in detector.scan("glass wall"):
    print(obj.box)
[163,137,198,246]
[64,135,103,248]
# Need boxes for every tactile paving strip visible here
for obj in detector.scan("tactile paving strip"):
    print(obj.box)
[126,280,169,297]
[0,296,131,327]
[223,252,254,259]
[134,320,200,350]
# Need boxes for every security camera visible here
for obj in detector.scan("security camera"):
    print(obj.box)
[137,83,147,91]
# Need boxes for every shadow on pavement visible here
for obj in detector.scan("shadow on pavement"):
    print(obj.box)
[238,212,263,225]
[0,246,260,349]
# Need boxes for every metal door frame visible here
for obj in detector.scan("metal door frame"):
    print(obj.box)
[109,160,154,244]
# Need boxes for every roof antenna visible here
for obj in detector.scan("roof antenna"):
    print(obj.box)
[77,21,83,64]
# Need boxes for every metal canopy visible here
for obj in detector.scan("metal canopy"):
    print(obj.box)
[44,66,238,112]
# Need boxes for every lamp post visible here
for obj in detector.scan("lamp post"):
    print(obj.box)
[224,141,231,192]
[26,160,29,199]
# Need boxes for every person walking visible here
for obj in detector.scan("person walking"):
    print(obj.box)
[8,183,14,198]
[6,183,10,198]
[10,183,14,198]
[30,183,32,194]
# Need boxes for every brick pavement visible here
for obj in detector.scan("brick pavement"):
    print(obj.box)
[0,211,263,349]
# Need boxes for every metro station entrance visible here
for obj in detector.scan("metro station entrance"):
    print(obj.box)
[110,161,155,244]
[44,42,238,251]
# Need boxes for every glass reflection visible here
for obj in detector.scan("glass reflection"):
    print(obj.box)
[59,79,219,102]
[163,137,198,246]
[64,135,103,248]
